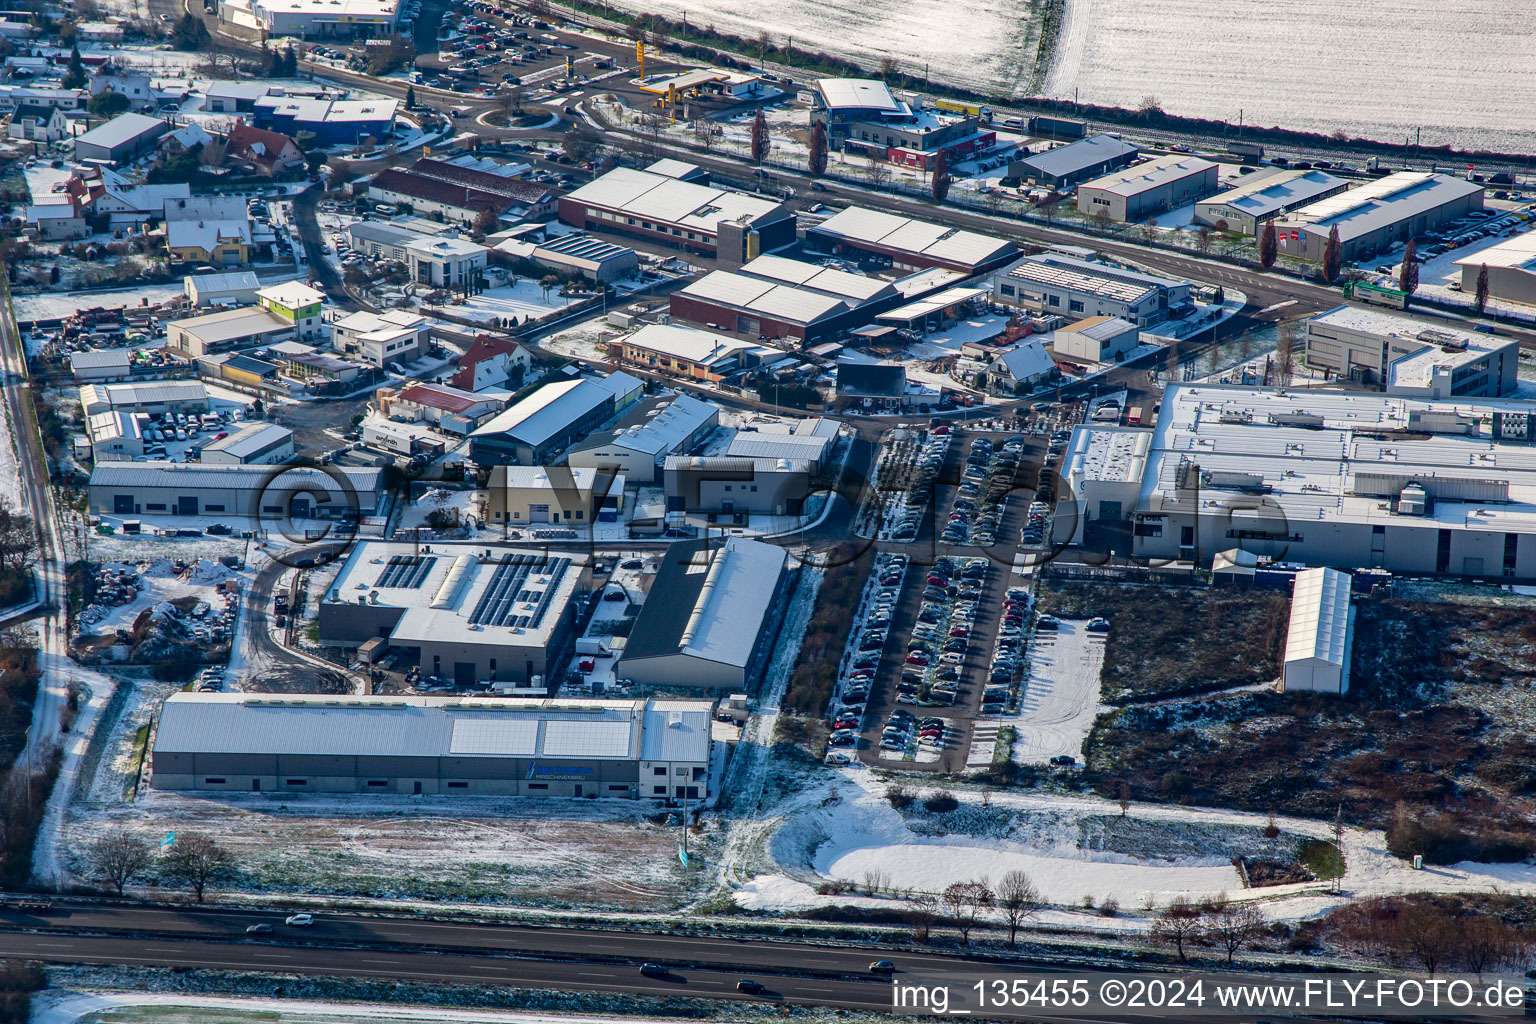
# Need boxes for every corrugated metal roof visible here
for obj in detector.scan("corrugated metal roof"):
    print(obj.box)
[199,422,291,459]
[153,693,713,762]
[1079,155,1217,197]
[811,207,1015,269]
[1017,134,1138,179]
[90,460,380,494]
[471,378,610,447]
[74,112,165,150]
[677,537,787,668]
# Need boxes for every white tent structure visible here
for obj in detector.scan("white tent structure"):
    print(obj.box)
[1282,567,1354,694]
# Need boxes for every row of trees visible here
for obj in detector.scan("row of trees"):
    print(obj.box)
[83,831,234,901]
[907,871,1042,946]
[1331,898,1528,977]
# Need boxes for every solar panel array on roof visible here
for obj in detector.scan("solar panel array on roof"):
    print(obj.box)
[376,555,436,589]
[467,554,570,629]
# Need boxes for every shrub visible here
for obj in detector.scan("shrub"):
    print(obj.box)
[922,789,959,813]
[1099,897,1120,917]
[886,784,915,809]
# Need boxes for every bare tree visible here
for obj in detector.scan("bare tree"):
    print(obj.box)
[862,868,890,895]
[1206,896,1265,964]
[1197,225,1213,253]
[1392,903,1457,976]
[941,879,994,944]
[908,893,940,944]
[86,834,154,897]
[1274,323,1296,387]
[863,157,891,192]
[995,869,1041,947]
[0,496,37,576]
[1456,915,1524,982]
[1117,782,1131,818]
[694,119,722,153]
[162,833,234,902]
[1150,898,1203,963]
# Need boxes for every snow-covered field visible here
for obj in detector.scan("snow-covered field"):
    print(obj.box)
[422,280,579,326]
[14,283,189,322]
[603,0,1041,98]
[1045,0,1536,153]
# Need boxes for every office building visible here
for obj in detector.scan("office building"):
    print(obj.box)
[1304,305,1517,396]
[993,252,1191,326]
[809,79,994,171]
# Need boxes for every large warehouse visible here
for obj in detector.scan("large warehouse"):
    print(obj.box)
[1455,233,1536,307]
[558,166,795,263]
[620,538,790,691]
[320,543,587,685]
[225,0,403,39]
[1075,155,1219,223]
[805,207,1019,273]
[1272,172,1485,263]
[1303,304,1517,397]
[1193,168,1350,236]
[89,462,383,518]
[151,693,715,800]
[1063,382,1536,579]
[1008,134,1139,189]
[669,254,903,342]
[992,252,1191,327]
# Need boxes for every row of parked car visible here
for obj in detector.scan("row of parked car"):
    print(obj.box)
[887,431,951,543]
[980,586,1033,714]
[827,551,910,760]
[946,434,1029,546]
[901,555,991,708]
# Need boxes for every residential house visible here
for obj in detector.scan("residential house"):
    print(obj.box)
[8,102,65,143]
[225,123,304,177]
[448,334,533,392]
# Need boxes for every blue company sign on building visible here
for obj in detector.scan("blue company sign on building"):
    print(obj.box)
[526,762,595,780]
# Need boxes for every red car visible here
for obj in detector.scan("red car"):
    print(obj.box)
[905,652,929,666]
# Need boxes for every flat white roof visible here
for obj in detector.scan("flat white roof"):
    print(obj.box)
[816,78,902,114]
[199,422,291,459]
[1000,252,1182,304]
[1285,567,1353,668]
[1454,231,1536,273]
[252,0,400,20]
[1066,425,1153,484]
[621,323,779,368]
[328,541,582,650]
[169,306,290,345]
[257,281,325,308]
[74,112,165,150]
[1140,383,1536,532]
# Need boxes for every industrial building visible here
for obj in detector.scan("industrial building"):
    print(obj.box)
[992,252,1191,326]
[805,206,1018,273]
[185,271,260,307]
[165,306,296,358]
[1007,134,1139,189]
[669,254,903,342]
[1303,305,1518,397]
[1193,168,1350,236]
[1049,315,1141,364]
[1282,567,1354,695]
[608,323,788,382]
[79,380,208,416]
[525,234,640,283]
[226,0,404,37]
[72,113,166,165]
[253,96,397,145]
[1062,382,1536,580]
[468,374,638,466]
[380,382,501,432]
[663,455,812,517]
[484,465,623,526]
[320,543,586,685]
[619,538,790,691]
[69,349,132,384]
[873,286,989,337]
[835,361,910,412]
[1272,172,1485,263]
[567,394,720,484]
[151,693,715,800]
[559,166,795,263]
[198,422,295,465]
[1454,233,1536,307]
[89,462,384,518]
[722,417,838,472]
[86,411,147,462]
[1075,155,1219,223]
[809,79,994,171]
[400,158,558,221]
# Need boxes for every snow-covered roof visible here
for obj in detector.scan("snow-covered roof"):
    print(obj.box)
[990,339,1056,380]
[563,167,787,233]
[1276,172,1484,243]
[1016,134,1138,179]
[1079,155,1217,197]
[73,112,165,151]
[815,78,902,114]
[471,378,611,447]
[197,422,291,460]
[809,206,1016,270]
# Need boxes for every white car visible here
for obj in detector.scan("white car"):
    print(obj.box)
[285,913,314,926]
[824,752,852,766]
